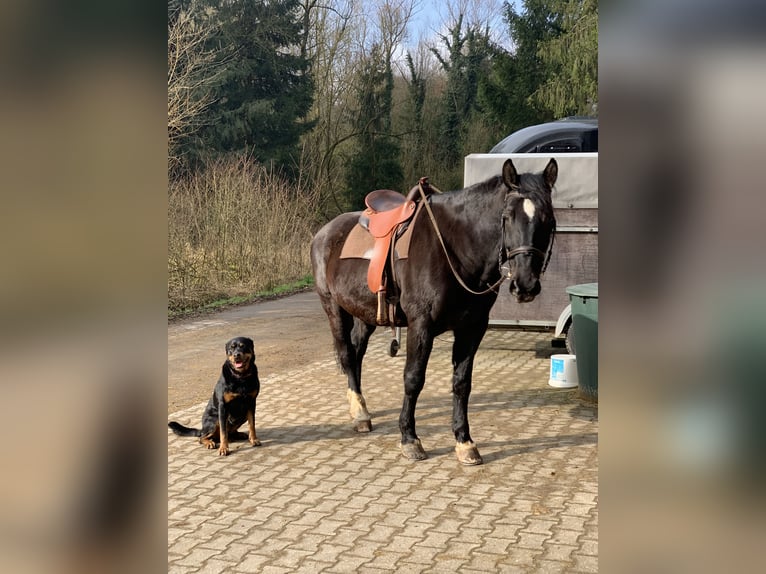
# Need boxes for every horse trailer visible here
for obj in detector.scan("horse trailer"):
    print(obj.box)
[463,152,598,351]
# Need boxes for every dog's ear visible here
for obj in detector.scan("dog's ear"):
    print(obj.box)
[245,337,255,353]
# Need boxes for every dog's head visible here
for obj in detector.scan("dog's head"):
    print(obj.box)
[225,337,255,374]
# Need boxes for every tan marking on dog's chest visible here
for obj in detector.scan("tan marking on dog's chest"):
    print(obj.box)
[223,389,258,402]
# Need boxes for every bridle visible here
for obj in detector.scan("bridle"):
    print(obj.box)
[418,180,556,296]
[499,193,556,277]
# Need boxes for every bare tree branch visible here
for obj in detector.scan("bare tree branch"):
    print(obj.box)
[167,9,223,170]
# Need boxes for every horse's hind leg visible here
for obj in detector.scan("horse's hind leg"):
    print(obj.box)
[320,296,375,432]
[346,317,376,432]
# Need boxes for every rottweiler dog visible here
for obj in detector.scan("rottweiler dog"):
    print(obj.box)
[168,336,261,456]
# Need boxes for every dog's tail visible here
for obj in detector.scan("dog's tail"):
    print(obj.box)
[168,421,202,437]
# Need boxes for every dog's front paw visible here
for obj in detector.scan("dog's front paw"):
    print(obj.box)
[250,437,261,447]
[218,445,230,456]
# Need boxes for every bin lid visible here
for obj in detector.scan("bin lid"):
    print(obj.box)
[566,282,598,298]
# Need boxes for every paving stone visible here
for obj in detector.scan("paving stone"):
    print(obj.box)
[196,558,237,574]
[174,547,222,568]
[571,553,599,573]
[549,528,582,546]
[231,552,271,572]
[267,548,315,569]
[535,558,574,573]
[325,554,370,572]
[542,542,579,562]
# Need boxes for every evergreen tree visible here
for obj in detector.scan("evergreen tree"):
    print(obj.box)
[533,0,598,116]
[479,0,561,135]
[190,0,314,173]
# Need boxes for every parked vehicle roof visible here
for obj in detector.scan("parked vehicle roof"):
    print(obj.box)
[489,117,598,154]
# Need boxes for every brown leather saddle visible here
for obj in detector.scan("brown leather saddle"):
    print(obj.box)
[359,177,433,325]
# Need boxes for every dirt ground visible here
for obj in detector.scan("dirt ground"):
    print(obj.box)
[168,290,336,415]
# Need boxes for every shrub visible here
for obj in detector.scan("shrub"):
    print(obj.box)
[168,156,320,312]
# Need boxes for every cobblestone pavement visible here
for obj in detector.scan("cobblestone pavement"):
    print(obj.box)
[168,328,598,573]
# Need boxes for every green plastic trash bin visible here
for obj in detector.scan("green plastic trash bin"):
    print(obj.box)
[566,283,598,402]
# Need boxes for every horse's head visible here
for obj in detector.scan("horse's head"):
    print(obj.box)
[500,158,557,303]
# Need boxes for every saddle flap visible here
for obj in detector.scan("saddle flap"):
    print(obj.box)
[366,237,391,293]
[366,201,416,237]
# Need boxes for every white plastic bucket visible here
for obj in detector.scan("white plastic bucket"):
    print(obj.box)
[549,354,579,388]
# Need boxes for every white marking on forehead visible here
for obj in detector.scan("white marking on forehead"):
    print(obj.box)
[523,198,536,219]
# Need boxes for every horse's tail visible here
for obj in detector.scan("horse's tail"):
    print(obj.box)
[168,421,202,437]
[311,217,356,376]
[310,222,333,295]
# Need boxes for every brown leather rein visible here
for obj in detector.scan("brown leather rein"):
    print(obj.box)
[418,180,555,296]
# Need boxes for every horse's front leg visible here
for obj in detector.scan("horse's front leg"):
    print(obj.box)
[399,321,433,460]
[451,325,487,465]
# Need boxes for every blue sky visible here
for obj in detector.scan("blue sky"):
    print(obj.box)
[406,0,520,49]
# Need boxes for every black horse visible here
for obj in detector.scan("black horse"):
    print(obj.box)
[311,159,557,464]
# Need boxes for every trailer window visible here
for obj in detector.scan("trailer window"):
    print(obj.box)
[536,139,582,153]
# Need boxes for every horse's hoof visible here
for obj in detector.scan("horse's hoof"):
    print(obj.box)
[353,419,372,433]
[455,442,483,465]
[400,440,427,461]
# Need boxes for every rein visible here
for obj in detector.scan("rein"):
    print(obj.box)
[417,180,555,296]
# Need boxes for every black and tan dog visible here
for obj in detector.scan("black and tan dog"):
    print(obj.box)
[168,337,261,456]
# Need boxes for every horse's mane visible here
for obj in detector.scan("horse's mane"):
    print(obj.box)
[462,174,503,195]
[433,175,503,205]
[444,171,553,203]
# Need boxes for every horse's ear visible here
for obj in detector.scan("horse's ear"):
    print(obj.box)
[502,159,519,188]
[543,158,558,189]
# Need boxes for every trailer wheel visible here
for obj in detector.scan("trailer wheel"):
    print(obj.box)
[565,323,576,355]
[389,339,400,357]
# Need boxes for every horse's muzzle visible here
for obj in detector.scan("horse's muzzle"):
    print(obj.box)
[509,278,541,303]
